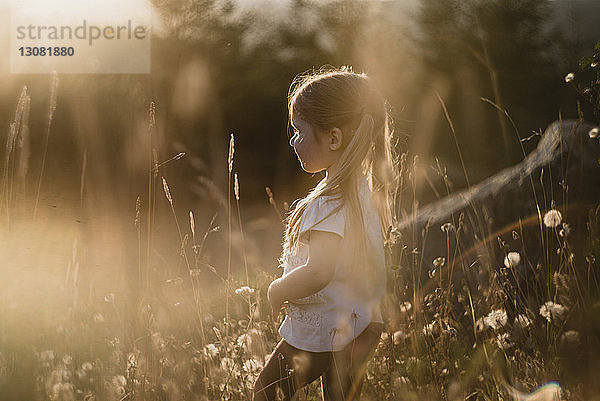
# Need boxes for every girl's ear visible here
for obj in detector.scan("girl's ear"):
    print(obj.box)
[328,127,343,151]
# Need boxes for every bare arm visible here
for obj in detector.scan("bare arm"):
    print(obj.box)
[268,230,341,313]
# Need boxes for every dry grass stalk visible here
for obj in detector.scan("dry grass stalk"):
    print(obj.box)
[33,71,59,220]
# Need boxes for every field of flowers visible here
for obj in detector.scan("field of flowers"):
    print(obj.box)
[1,53,600,401]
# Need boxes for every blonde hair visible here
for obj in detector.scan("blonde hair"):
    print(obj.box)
[282,66,398,288]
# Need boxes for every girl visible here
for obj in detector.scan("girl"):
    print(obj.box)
[253,66,397,401]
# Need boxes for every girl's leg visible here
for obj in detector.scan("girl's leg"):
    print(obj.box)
[253,339,330,401]
[321,322,383,401]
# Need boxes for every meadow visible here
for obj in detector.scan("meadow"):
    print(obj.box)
[1,1,600,399]
[0,66,599,401]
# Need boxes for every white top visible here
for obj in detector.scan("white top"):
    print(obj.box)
[278,174,386,352]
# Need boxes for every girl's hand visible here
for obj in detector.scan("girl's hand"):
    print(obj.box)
[267,278,284,322]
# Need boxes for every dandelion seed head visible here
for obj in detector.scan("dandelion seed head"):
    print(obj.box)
[243,358,263,374]
[543,209,562,228]
[399,301,412,313]
[236,333,254,350]
[496,333,514,350]
[220,357,239,376]
[392,330,409,344]
[235,286,256,297]
[484,309,508,330]
[504,252,521,268]
[564,72,575,83]
[539,301,567,322]
[204,343,218,359]
[589,127,599,139]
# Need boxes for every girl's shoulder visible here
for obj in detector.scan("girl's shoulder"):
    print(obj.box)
[299,194,346,242]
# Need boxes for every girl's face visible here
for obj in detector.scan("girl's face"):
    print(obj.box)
[289,116,338,173]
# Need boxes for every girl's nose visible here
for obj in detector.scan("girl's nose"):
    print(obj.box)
[289,133,297,147]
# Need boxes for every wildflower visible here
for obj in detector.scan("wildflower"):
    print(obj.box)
[237,333,253,350]
[483,309,508,330]
[93,313,105,323]
[104,293,116,303]
[220,357,237,373]
[564,72,575,83]
[62,355,72,365]
[440,222,455,233]
[388,227,402,245]
[496,333,514,350]
[204,343,218,359]
[51,383,75,400]
[127,353,137,367]
[559,223,571,237]
[589,127,599,139]
[432,256,445,269]
[399,301,412,313]
[423,321,437,336]
[539,301,567,322]
[543,209,562,228]
[82,362,93,371]
[514,314,532,328]
[243,358,263,374]
[503,252,521,268]
[392,330,409,344]
[235,286,256,297]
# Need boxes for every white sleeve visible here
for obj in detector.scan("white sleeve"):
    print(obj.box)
[298,196,345,243]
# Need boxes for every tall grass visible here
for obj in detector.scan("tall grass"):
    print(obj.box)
[0,74,598,401]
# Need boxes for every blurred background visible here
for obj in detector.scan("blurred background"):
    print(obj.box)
[0,0,598,399]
